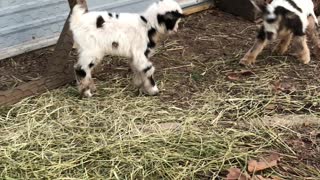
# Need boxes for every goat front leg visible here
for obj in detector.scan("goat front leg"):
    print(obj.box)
[131,54,159,96]
[240,26,268,65]
[240,39,267,65]
[273,31,292,55]
[75,52,103,98]
[292,35,310,64]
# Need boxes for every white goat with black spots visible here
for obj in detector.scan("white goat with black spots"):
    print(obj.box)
[70,0,183,98]
[241,0,319,65]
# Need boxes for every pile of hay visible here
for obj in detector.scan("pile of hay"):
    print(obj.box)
[0,81,319,178]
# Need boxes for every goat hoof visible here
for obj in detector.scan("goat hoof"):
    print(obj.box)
[140,85,159,96]
[273,48,286,56]
[301,58,310,64]
[297,54,310,64]
[80,89,93,99]
[239,59,253,66]
[90,84,97,92]
[84,89,93,97]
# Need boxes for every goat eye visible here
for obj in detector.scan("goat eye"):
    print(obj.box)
[266,17,277,23]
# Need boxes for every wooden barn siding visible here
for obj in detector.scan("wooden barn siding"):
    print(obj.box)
[0,0,208,60]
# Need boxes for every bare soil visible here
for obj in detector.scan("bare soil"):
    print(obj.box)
[1,9,320,175]
[2,10,320,93]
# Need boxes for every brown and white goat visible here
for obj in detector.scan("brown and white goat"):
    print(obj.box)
[240,0,319,65]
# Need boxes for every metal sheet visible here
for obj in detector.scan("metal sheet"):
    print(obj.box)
[0,0,208,60]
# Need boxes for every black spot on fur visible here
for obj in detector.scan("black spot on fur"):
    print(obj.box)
[286,16,304,36]
[140,16,148,23]
[274,7,304,36]
[96,16,105,28]
[274,6,289,16]
[148,76,156,86]
[116,14,119,19]
[108,13,113,17]
[75,67,86,78]
[266,31,274,40]
[144,49,150,57]
[143,65,153,73]
[147,28,157,49]
[112,42,119,49]
[257,26,266,40]
[89,63,94,68]
[285,0,302,13]
[157,10,183,31]
[265,9,271,15]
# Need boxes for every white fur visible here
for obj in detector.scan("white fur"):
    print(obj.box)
[255,0,318,35]
[69,0,183,97]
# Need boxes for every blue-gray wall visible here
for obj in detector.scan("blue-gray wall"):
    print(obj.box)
[0,0,207,60]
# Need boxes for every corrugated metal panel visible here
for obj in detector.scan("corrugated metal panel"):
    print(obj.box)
[0,0,208,60]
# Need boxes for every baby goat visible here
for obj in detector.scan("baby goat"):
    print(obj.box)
[240,0,319,65]
[70,0,183,98]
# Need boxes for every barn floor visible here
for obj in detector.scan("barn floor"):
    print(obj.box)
[0,9,320,179]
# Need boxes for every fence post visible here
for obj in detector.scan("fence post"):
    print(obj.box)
[0,0,87,106]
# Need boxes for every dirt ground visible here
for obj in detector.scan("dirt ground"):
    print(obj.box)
[0,9,319,178]
[2,10,320,93]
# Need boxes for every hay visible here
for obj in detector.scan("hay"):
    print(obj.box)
[1,11,320,179]
[0,82,319,179]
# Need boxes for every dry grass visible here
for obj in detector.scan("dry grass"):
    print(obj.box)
[0,10,320,179]
[0,80,319,179]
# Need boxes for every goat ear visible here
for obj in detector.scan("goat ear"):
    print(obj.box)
[166,11,184,19]
[250,0,268,13]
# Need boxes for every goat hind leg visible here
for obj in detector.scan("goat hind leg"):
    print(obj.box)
[292,35,310,64]
[306,16,320,55]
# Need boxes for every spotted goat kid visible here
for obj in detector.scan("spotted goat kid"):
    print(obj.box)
[70,0,183,98]
[240,0,319,65]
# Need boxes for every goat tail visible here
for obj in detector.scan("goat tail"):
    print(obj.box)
[70,2,87,29]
